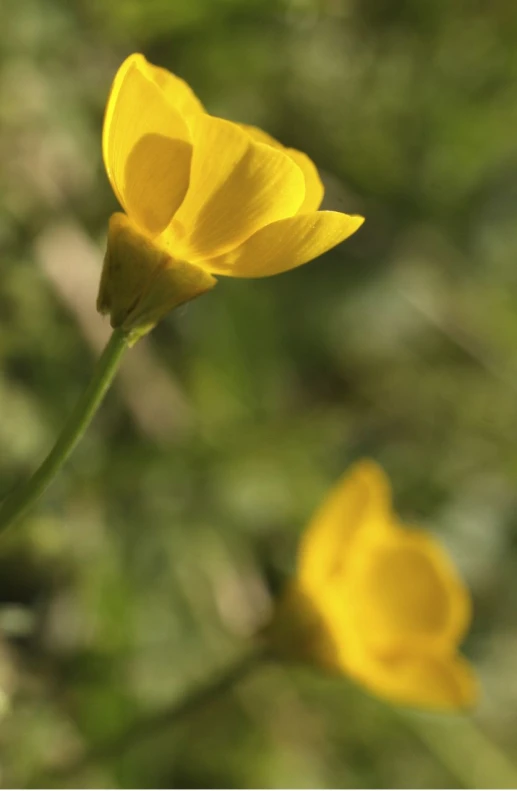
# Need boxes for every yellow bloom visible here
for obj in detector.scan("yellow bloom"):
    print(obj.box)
[268,461,477,711]
[98,53,364,338]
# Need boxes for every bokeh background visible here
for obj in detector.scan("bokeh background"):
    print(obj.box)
[2,0,517,786]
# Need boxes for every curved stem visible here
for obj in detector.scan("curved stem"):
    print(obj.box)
[38,645,269,786]
[0,328,129,534]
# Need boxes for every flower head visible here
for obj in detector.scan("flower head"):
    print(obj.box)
[268,460,477,711]
[98,54,364,338]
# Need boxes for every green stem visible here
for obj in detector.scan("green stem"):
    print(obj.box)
[38,646,268,786]
[0,328,129,534]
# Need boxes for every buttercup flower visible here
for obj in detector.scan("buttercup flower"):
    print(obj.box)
[98,53,364,339]
[267,460,477,711]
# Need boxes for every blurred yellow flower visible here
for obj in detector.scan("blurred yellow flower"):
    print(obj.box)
[97,53,364,337]
[268,460,477,711]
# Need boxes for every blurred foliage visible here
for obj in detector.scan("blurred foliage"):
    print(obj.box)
[2,0,517,786]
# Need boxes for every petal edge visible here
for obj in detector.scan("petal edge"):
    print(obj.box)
[103,54,192,235]
[203,211,364,278]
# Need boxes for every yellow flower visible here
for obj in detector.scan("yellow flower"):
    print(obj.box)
[98,53,364,338]
[268,461,477,711]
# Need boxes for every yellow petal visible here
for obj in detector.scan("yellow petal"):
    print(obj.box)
[168,114,306,261]
[349,526,472,654]
[241,124,324,212]
[97,213,216,340]
[132,53,205,116]
[285,149,324,212]
[268,581,477,711]
[202,210,363,277]
[103,54,192,235]
[296,460,392,595]
[357,652,477,711]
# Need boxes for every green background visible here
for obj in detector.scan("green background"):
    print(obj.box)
[1,0,517,786]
